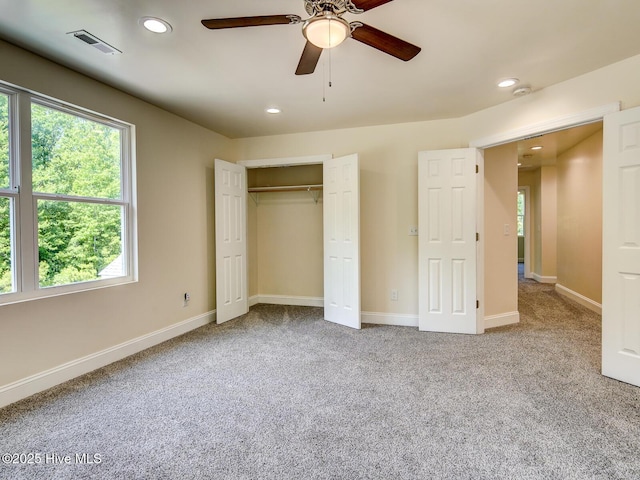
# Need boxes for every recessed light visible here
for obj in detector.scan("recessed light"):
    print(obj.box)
[498,78,519,88]
[140,17,172,34]
[266,108,281,114]
[531,146,543,151]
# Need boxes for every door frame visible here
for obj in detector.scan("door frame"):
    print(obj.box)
[517,185,532,279]
[470,102,619,364]
[238,154,332,169]
[238,154,332,307]
[238,153,361,328]
[469,103,620,150]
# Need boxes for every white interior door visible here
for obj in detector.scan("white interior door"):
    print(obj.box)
[418,148,482,334]
[323,154,361,329]
[215,158,248,324]
[602,106,640,387]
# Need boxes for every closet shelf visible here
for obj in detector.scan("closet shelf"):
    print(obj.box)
[248,184,323,204]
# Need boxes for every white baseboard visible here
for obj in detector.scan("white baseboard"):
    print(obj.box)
[555,284,602,314]
[532,273,557,284]
[249,295,260,307]
[253,295,324,308]
[0,310,216,409]
[250,298,419,328]
[484,311,520,329]
[361,311,419,327]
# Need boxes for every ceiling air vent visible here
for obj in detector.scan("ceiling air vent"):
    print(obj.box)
[68,30,122,55]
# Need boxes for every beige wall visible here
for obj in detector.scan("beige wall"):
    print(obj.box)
[540,166,558,278]
[557,129,603,303]
[530,169,544,274]
[520,166,557,279]
[255,193,323,298]
[0,40,235,386]
[237,53,640,319]
[236,120,465,314]
[247,165,324,299]
[483,143,518,316]
[3,36,640,398]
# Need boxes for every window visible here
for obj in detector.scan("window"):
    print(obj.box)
[517,189,525,236]
[0,92,13,294]
[0,83,136,304]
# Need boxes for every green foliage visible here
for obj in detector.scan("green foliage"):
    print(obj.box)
[31,104,121,199]
[31,104,124,287]
[1,95,10,293]
[37,201,122,287]
[0,94,8,188]
[0,198,11,293]
[0,102,125,293]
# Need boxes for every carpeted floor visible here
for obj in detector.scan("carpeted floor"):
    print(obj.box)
[1,275,639,479]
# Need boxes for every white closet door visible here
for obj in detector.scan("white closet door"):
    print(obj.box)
[215,159,248,324]
[323,154,361,329]
[418,148,482,334]
[602,106,640,387]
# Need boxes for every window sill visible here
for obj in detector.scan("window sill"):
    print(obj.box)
[0,277,138,307]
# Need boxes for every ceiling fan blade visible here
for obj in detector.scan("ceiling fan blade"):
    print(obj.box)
[351,23,421,61]
[295,41,323,75]
[351,0,394,11]
[201,15,300,30]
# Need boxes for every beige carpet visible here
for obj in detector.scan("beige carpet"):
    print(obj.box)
[1,277,639,479]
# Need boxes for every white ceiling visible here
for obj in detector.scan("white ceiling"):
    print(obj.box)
[516,122,603,170]
[1,0,639,139]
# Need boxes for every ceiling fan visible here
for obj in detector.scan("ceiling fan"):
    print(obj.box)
[201,0,421,75]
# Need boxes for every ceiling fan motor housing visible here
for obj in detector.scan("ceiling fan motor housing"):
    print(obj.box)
[305,0,364,16]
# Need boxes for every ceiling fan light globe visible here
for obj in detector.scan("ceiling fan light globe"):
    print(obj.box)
[303,14,350,49]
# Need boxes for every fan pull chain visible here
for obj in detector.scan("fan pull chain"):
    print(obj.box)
[322,44,333,103]
[328,44,332,88]
[323,62,326,102]
[322,20,334,102]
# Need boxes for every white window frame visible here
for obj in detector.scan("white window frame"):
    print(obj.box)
[0,81,137,305]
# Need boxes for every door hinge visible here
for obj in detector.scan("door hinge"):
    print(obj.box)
[476,300,479,309]
[476,165,479,173]
[476,232,479,241]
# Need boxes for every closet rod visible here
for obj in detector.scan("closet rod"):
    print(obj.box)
[247,184,322,193]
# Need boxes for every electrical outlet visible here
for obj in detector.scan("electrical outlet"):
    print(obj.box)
[391,289,398,301]
[409,226,418,236]
[183,292,190,306]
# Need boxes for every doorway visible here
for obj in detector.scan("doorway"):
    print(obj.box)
[514,122,603,314]
[471,105,615,332]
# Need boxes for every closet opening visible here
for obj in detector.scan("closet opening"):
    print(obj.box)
[246,163,325,308]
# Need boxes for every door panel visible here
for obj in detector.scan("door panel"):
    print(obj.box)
[419,148,482,334]
[323,154,360,329]
[602,107,640,386]
[215,159,248,324]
